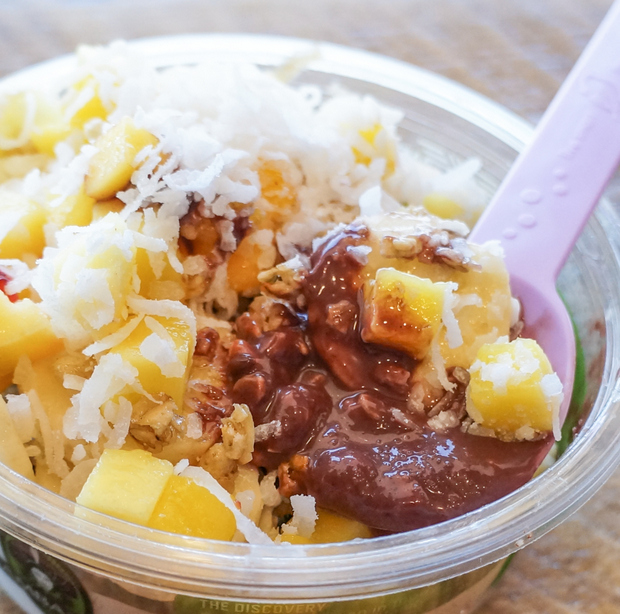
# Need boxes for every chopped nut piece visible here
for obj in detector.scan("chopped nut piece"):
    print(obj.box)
[195,327,220,358]
[257,256,306,299]
[221,403,255,465]
[326,300,356,334]
[199,442,237,490]
[134,400,176,438]
[278,455,308,498]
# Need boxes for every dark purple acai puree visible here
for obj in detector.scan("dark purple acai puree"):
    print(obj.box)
[227,223,552,534]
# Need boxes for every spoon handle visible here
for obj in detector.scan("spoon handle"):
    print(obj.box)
[469,0,620,286]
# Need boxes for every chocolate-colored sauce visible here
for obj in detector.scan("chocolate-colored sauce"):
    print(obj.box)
[228,225,552,533]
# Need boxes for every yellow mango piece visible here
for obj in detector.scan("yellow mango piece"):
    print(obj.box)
[13,352,76,433]
[76,449,173,525]
[422,193,465,220]
[438,244,512,369]
[227,236,262,294]
[47,186,95,229]
[85,117,159,200]
[67,77,109,129]
[0,92,70,155]
[0,293,63,386]
[352,147,371,167]
[91,198,125,220]
[135,248,183,300]
[249,162,297,231]
[30,123,71,157]
[33,462,62,494]
[259,163,297,210]
[182,216,219,256]
[227,231,276,295]
[109,316,194,409]
[0,397,34,479]
[84,242,134,328]
[466,338,562,438]
[29,99,71,156]
[0,93,29,146]
[148,475,236,540]
[0,152,49,182]
[281,508,372,544]
[361,267,446,360]
[352,123,397,177]
[0,189,47,259]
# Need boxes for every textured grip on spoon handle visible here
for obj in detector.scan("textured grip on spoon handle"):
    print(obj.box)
[469,0,620,285]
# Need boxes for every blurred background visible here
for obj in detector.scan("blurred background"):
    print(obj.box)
[1,0,619,612]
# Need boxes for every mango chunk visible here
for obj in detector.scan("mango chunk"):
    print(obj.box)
[352,123,397,177]
[76,449,173,524]
[0,189,47,260]
[361,267,447,359]
[148,475,236,540]
[227,231,276,296]
[281,508,372,544]
[249,162,298,231]
[422,193,465,220]
[109,316,194,408]
[0,152,49,183]
[0,92,69,155]
[0,293,63,387]
[13,352,77,434]
[66,77,109,129]
[47,186,95,229]
[0,397,34,479]
[91,198,125,220]
[29,99,71,156]
[85,117,158,200]
[35,213,136,344]
[135,247,183,300]
[466,338,563,439]
[0,93,30,148]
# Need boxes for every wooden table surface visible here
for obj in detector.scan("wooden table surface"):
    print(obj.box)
[1,0,619,612]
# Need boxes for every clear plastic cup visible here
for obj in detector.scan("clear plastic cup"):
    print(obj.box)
[1,34,620,614]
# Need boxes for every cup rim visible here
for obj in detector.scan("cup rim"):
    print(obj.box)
[1,33,620,601]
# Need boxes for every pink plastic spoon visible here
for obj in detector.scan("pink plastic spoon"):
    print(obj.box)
[469,0,620,423]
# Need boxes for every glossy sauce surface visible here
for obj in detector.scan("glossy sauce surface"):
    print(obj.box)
[229,225,551,532]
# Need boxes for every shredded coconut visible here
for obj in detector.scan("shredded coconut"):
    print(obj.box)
[288,494,318,538]
[63,374,86,392]
[185,413,203,440]
[5,393,35,443]
[173,458,190,475]
[64,354,139,442]
[82,315,144,357]
[28,390,69,478]
[441,282,463,349]
[541,373,563,441]
[0,259,33,295]
[127,295,197,339]
[430,337,455,392]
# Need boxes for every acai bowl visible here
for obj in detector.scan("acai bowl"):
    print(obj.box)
[0,34,620,614]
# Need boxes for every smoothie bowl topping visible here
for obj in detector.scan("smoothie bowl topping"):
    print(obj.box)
[0,42,562,545]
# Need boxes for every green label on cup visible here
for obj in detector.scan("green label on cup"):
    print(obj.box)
[0,531,93,614]
[174,562,502,614]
